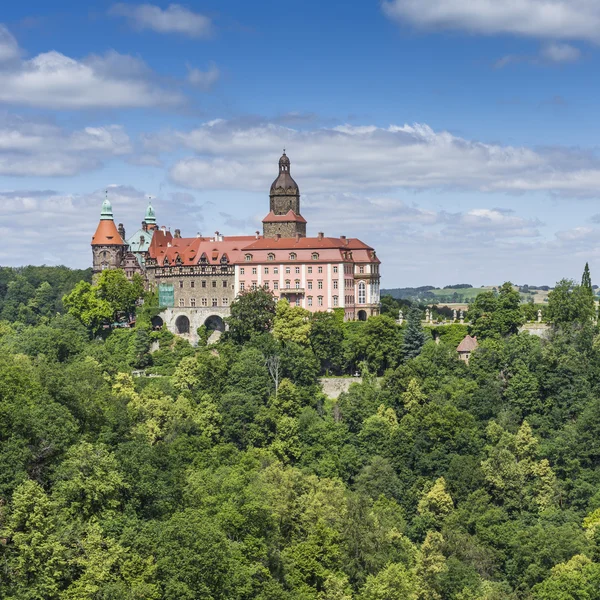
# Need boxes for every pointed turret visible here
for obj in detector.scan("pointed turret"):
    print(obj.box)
[145,198,157,228]
[91,191,126,278]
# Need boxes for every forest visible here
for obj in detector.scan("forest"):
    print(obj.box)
[1,265,600,599]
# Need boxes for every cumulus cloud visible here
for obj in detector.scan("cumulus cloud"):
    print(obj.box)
[0,25,183,109]
[110,3,213,38]
[0,116,132,176]
[187,62,220,90]
[382,0,600,43]
[155,119,600,198]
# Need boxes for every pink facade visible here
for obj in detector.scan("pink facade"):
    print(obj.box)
[235,235,380,319]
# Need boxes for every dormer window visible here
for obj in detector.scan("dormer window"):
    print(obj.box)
[245,254,253,261]
[267,253,275,261]
[289,252,297,260]
[312,253,319,260]
[221,254,229,264]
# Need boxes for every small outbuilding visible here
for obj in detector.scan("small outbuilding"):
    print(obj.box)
[457,335,478,363]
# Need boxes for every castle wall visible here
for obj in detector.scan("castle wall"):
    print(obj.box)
[147,265,236,310]
[271,194,300,215]
[263,221,306,239]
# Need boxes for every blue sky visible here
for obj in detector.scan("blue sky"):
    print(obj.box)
[2,1,600,286]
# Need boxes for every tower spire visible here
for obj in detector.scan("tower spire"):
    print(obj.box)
[145,196,157,225]
[100,190,113,220]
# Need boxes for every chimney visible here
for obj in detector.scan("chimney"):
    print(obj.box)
[296,232,301,241]
[276,233,281,240]
[341,235,348,245]
[118,223,126,241]
[142,221,147,232]
[196,232,202,237]
[255,230,260,239]
[318,231,324,240]
[160,226,167,233]
[174,229,181,239]
[140,235,145,245]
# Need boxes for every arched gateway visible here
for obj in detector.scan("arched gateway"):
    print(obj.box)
[175,315,190,334]
[160,307,230,345]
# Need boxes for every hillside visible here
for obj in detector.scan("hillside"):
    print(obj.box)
[0,274,600,598]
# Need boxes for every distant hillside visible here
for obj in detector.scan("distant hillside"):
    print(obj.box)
[382,284,560,305]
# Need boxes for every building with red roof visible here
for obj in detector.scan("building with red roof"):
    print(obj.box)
[90,152,381,341]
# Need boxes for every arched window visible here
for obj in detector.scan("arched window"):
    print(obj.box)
[245,254,253,261]
[289,252,297,260]
[312,253,319,260]
[267,253,275,261]
[358,281,366,304]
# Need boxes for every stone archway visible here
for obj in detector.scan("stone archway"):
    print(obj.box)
[357,310,367,322]
[204,314,225,332]
[175,315,190,334]
[151,315,164,330]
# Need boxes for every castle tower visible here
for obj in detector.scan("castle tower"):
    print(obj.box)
[91,193,126,278]
[263,151,307,238]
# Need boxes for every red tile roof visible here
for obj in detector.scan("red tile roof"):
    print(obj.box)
[262,210,307,223]
[91,220,124,246]
[148,231,259,266]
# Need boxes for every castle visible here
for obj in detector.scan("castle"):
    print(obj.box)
[92,152,381,342]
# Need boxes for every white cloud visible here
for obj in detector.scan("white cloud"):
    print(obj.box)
[0,116,131,176]
[187,62,220,90]
[0,24,20,62]
[0,48,183,109]
[0,25,184,109]
[455,208,541,237]
[540,42,581,62]
[382,0,600,43]
[110,3,213,38]
[159,120,600,198]
[555,226,594,241]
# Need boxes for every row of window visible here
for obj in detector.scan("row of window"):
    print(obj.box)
[245,252,321,262]
[240,279,334,291]
[179,298,229,307]
[179,280,228,289]
[241,265,330,275]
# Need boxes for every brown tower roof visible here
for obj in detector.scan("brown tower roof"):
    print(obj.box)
[270,151,299,194]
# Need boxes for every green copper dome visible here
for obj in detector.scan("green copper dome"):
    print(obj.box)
[100,195,113,220]
[145,201,156,224]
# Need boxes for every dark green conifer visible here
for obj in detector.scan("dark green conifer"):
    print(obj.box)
[402,307,426,360]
